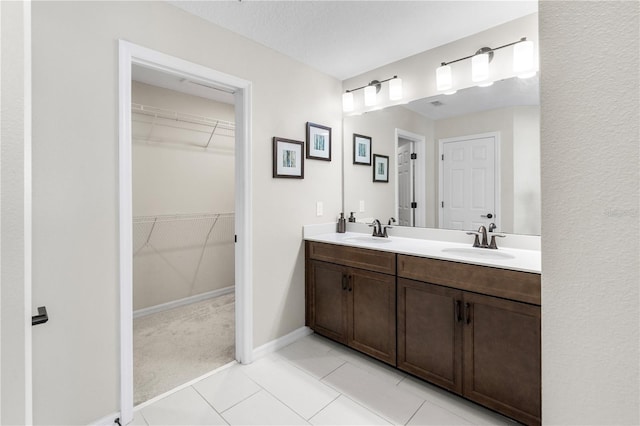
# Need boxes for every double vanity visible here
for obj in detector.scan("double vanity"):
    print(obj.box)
[304,225,541,426]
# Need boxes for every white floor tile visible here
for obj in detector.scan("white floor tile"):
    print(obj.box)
[407,400,474,425]
[193,364,261,412]
[140,386,227,425]
[397,376,514,425]
[322,362,424,425]
[129,410,148,425]
[310,395,392,426]
[242,356,339,419]
[277,335,347,379]
[221,390,309,425]
[327,343,406,385]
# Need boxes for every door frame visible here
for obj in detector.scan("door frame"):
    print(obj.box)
[394,129,426,227]
[437,132,501,230]
[118,40,253,424]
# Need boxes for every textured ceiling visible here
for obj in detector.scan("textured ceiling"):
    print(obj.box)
[170,1,538,80]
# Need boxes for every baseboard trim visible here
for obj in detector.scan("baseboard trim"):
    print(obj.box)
[133,286,234,319]
[252,326,312,360]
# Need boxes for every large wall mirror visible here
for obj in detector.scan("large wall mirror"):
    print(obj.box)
[343,75,541,236]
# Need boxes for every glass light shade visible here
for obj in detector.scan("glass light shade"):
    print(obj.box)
[436,65,453,92]
[364,85,377,106]
[342,92,354,112]
[472,53,490,83]
[389,77,403,101]
[513,39,535,78]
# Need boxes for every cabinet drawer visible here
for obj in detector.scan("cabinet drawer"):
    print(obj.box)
[397,255,540,305]
[306,241,395,275]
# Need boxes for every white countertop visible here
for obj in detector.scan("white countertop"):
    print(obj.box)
[305,231,541,274]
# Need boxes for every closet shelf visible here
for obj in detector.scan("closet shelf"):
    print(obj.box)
[132,103,235,148]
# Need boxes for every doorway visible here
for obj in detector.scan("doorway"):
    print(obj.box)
[394,129,426,227]
[438,132,500,231]
[118,41,253,425]
[130,69,238,404]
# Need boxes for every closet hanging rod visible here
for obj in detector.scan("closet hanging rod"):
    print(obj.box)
[131,103,235,130]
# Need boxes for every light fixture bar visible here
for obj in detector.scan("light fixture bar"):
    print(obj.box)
[342,75,402,111]
[344,75,399,94]
[440,37,528,67]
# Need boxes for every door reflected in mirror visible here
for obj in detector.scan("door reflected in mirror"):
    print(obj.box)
[343,75,541,236]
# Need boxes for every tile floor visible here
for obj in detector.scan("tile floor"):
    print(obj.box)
[131,333,516,425]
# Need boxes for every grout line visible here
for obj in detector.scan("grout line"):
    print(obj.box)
[403,399,426,426]
[191,385,230,426]
[306,393,341,422]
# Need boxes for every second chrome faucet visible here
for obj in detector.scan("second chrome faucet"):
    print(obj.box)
[466,225,505,249]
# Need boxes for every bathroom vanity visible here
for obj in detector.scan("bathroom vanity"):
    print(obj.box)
[305,230,541,426]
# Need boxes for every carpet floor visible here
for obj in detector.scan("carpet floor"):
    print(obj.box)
[133,293,235,405]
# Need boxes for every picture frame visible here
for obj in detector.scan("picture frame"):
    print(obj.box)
[373,154,389,182]
[306,122,332,161]
[353,134,372,165]
[273,137,304,179]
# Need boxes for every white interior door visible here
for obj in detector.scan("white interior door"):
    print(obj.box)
[441,135,496,231]
[397,139,414,226]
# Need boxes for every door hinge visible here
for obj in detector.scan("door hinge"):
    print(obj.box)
[441,201,444,208]
[234,234,237,243]
[411,202,417,208]
[410,153,417,160]
[441,154,444,160]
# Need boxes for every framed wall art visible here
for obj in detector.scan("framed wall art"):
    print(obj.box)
[273,137,304,179]
[306,122,331,161]
[353,134,372,165]
[373,154,389,182]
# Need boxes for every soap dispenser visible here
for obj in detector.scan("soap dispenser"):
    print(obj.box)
[337,213,346,233]
[348,212,356,223]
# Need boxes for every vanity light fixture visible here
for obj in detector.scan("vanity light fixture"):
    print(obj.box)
[342,75,402,111]
[436,37,535,92]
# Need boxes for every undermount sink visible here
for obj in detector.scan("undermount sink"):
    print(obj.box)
[441,247,515,260]
[343,235,392,244]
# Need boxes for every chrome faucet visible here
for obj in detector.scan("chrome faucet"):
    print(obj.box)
[369,219,383,237]
[466,225,506,249]
[369,219,392,238]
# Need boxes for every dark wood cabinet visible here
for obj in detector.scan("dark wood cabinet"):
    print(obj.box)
[306,241,541,426]
[397,278,463,393]
[462,292,541,426]
[306,242,396,365]
[397,255,541,426]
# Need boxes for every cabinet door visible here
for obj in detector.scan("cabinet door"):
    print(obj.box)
[397,279,463,393]
[308,260,348,344]
[463,292,541,426]
[348,268,397,365]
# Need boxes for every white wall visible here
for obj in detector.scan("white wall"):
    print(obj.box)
[540,1,639,424]
[435,106,541,234]
[0,2,31,424]
[343,106,433,225]
[31,2,342,424]
[132,82,235,310]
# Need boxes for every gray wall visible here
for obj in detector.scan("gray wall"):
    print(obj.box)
[540,1,639,423]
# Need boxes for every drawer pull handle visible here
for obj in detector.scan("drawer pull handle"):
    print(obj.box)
[348,275,353,292]
[341,274,347,290]
[465,302,471,325]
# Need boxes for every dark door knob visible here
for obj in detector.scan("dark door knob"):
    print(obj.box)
[481,213,493,219]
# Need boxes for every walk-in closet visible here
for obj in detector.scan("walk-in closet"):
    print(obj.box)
[130,69,236,405]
